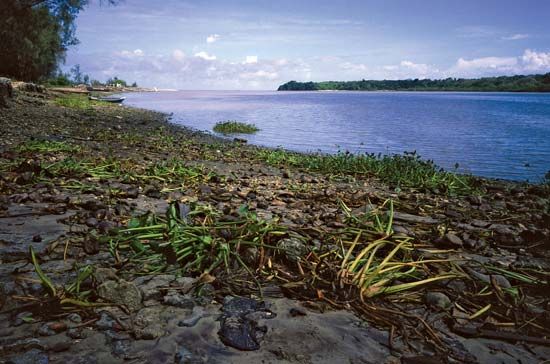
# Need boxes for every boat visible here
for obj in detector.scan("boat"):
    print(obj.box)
[88,96,126,103]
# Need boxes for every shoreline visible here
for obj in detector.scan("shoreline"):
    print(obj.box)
[0,88,549,363]
[122,91,548,184]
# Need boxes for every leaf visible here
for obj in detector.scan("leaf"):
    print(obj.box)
[29,246,57,297]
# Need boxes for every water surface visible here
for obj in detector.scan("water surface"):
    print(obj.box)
[124,91,550,181]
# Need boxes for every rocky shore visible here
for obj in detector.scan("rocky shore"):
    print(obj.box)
[0,85,549,363]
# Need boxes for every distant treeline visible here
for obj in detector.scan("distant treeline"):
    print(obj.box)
[277,73,550,92]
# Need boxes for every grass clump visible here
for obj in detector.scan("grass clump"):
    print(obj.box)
[17,140,80,153]
[107,202,287,276]
[213,120,259,134]
[257,149,475,195]
[54,94,94,109]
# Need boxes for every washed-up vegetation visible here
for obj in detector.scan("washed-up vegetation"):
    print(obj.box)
[257,149,476,194]
[106,199,458,298]
[213,120,260,134]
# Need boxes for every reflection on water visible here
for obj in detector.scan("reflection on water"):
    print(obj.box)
[124,90,550,182]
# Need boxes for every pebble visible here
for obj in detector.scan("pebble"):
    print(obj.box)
[178,306,205,327]
[425,292,452,310]
[6,348,48,364]
[445,232,463,248]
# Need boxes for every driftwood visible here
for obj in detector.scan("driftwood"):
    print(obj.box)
[452,325,550,346]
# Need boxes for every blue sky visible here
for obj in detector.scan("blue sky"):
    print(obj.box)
[65,0,550,89]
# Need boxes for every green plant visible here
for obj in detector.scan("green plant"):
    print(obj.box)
[213,121,259,134]
[337,200,457,298]
[54,95,94,109]
[257,149,475,195]
[17,140,80,153]
[108,202,287,275]
[29,247,101,309]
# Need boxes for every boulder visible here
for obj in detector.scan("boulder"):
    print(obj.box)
[19,82,45,93]
[0,77,13,107]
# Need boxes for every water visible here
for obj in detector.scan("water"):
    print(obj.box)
[123,91,550,182]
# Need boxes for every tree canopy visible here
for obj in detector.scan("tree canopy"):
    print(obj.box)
[0,0,116,81]
[278,74,550,92]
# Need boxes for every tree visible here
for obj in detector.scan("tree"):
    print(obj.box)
[0,0,117,81]
[70,64,83,84]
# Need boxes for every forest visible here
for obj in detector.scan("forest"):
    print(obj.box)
[278,74,550,92]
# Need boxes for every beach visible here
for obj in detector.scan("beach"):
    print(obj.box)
[0,86,549,363]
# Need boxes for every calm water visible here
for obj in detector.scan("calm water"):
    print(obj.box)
[124,91,550,182]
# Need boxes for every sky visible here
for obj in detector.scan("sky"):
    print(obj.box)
[65,0,550,90]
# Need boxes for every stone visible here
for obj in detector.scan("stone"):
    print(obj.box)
[98,280,142,312]
[218,297,275,351]
[163,291,195,309]
[467,269,512,289]
[133,274,176,301]
[393,212,439,225]
[277,237,308,262]
[95,312,117,330]
[425,292,452,311]
[175,346,202,364]
[93,267,118,284]
[6,349,48,364]
[445,232,463,247]
[178,306,205,327]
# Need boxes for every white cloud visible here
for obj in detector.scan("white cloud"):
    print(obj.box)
[501,33,529,41]
[339,62,367,72]
[172,49,185,61]
[206,34,220,43]
[521,49,550,71]
[240,70,279,80]
[379,60,439,79]
[455,56,518,71]
[451,50,550,76]
[194,51,217,61]
[67,48,550,91]
[400,60,429,75]
[245,55,258,64]
[119,49,145,58]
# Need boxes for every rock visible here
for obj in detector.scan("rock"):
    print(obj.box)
[393,212,439,225]
[37,325,56,337]
[425,292,452,311]
[218,297,275,351]
[278,237,308,262]
[18,82,45,93]
[6,349,48,364]
[93,267,118,284]
[289,307,307,317]
[37,322,66,336]
[0,77,13,108]
[0,282,5,309]
[85,217,98,227]
[175,346,202,364]
[467,269,512,288]
[133,274,176,301]
[97,220,115,234]
[163,291,195,309]
[67,313,82,324]
[98,280,142,312]
[178,306,205,327]
[95,312,117,330]
[444,232,463,248]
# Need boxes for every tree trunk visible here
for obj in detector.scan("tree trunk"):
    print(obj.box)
[0,77,14,108]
